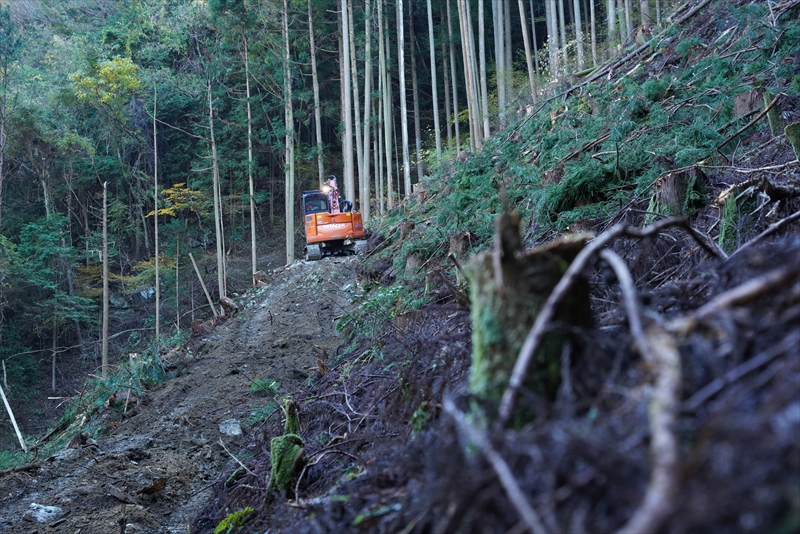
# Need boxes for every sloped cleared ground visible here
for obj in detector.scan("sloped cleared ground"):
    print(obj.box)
[0,257,361,533]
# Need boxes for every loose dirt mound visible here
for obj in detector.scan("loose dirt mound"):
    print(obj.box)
[0,257,361,533]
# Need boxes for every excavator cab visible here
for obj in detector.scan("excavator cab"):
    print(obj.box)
[303,194,329,215]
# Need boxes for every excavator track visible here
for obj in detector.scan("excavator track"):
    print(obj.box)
[306,244,323,261]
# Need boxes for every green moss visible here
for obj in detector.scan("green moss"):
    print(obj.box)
[267,433,305,495]
[719,196,739,254]
[213,507,254,534]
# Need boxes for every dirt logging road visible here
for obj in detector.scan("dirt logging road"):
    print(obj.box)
[0,257,361,534]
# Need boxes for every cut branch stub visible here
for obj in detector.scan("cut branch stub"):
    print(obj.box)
[466,211,592,405]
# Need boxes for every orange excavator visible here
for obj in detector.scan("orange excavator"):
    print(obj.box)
[303,176,366,260]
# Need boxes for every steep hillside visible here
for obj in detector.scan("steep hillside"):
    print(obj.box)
[190,0,800,532]
[1,0,798,533]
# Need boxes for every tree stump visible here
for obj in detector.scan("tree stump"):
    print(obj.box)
[646,166,705,220]
[267,401,304,499]
[786,122,800,161]
[764,91,784,137]
[733,88,762,118]
[449,231,474,284]
[466,212,592,404]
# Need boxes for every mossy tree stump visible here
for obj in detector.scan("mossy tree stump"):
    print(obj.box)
[266,401,305,499]
[466,212,592,405]
[786,122,800,160]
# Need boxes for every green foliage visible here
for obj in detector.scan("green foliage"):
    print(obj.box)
[213,507,254,534]
[71,56,141,104]
[250,378,279,397]
[337,285,402,340]
[675,37,702,59]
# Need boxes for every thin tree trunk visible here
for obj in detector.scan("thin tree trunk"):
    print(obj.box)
[504,0,512,81]
[493,0,506,129]
[362,0,373,221]
[0,73,5,230]
[530,0,541,74]
[51,321,56,392]
[457,0,481,151]
[618,0,627,43]
[608,0,618,54]
[409,0,423,182]
[558,0,568,73]
[342,0,355,200]
[656,0,661,27]
[397,0,412,198]
[153,82,160,349]
[590,0,598,65]
[547,0,559,77]
[518,0,538,103]
[348,0,365,210]
[101,180,109,380]
[309,0,325,184]
[244,36,257,285]
[207,80,226,298]
[427,0,441,161]
[175,242,179,330]
[573,0,585,70]
[465,0,483,148]
[376,99,384,214]
[442,36,452,149]
[640,0,651,28]
[447,0,460,151]
[456,0,475,151]
[624,0,633,40]
[284,0,295,264]
[478,0,490,138]
[379,0,393,209]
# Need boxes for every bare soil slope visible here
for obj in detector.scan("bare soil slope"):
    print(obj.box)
[0,256,361,533]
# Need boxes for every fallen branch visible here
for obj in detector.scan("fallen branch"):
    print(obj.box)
[726,209,800,263]
[444,398,549,534]
[668,265,797,333]
[0,382,27,452]
[598,250,655,362]
[682,331,800,412]
[616,325,681,534]
[0,461,42,477]
[597,249,681,533]
[717,93,783,149]
[498,218,711,425]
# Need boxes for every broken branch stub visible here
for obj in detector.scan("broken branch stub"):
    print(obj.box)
[466,211,592,406]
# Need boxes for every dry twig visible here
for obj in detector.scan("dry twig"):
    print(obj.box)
[598,250,655,362]
[668,265,798,333]
[444,398,549,534]
[682,332,800,412]
[616,325,681,534]
[598,247,681,534]
[726,209,800,263]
